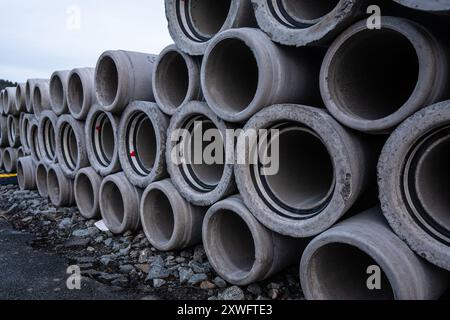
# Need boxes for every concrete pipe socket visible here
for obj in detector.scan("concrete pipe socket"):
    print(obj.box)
[33,80,52,118]
[201,28,323,123]
[251,0,369,47]
[165,0,256,56]
[321,17,450,134]
[15,83,27,114]
[47,164,75,208]
[38,111,58,165]
[56,115,89,178]
[17,156,36,191]
[49,70,71,116]
[378,100,450,271]
[140,179,206,251]
[95,50,157,114]
[4,87,19,116]
[3,148,18,173]
[393,0,450,15]
[28,118,43,164]
[19,114,32,154]
[203,196,307,286]
[7,115,20,148]
[153,45,203,116]
[74,167,102,219]
[235,104,374,238]
[85,105,121,177]
[0,115,9,147]
[118,101,169,188]
[166,101,236,206]
[300,207,449,300]
[99,172,142,234]
[67,68,97,120]
[35,162,49,198]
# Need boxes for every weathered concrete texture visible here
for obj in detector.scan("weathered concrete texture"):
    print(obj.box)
[19,113,33,154]
[300,207,449,300]
[321,16,450,134]
[32,80,52,119]
[118,101,169,188]
[85,105,121,177]
[38,111,58,166]
[3,148,18,173]
[67,68,97,120]
[74,167,102,219]
[99,172,142,234]
[203,195,306,286]
[55,115,89,178]
[165,0,257,56]
[202,28,323,123]
[35,162,49,198]
[0,115,9,147]
[378,100,450,271]
[47,164,75,208]
[95,50,157,114]
[17,156,36,191]
[235,104,374,238]
[6,115,20,147]
[15,83,27,114]
[140,179,206,251]
[28,118,43,164]
[166,101,236,206]
[49,70,71,116]
[153,44,203,116]
[394,0,450,14]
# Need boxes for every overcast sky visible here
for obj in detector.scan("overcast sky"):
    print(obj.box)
[0,1,172,82]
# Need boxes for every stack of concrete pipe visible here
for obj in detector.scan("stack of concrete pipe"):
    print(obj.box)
[5,0,450,300]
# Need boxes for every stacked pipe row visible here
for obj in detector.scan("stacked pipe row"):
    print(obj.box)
[2,0,450,300]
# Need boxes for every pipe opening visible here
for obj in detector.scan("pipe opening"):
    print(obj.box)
[180,116,225,191]
[329,29,419,121]
[102,181,125,226]
[96,56,118,107]
[204,38,259,114]
[33,87,43,111]
[43,119,56,160]
[4,150,12,169]
[50,76,64,108]
[8,118,16,144]
[25,82,32,107]
[280,0,340,24]
[126,112,157,176]
[156,51,189,110]
[36,165,48,195]
[17,160,25,189]
[30,125,42,161]
[76,173,95,215]
[307,243,394,300]
[255,123,334,216]
[142,189,175,244]
[92,113,115,167]
[16,86,23,106]
[68,73,84,115]
[61,123,79,170]
[209,209,256,275]
[47,169,60,202]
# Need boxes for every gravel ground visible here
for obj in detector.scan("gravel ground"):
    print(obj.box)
[0,181,304,300]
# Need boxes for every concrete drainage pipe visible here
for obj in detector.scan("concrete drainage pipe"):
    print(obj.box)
[36,162,49,198]
[7,115,20,147]
[28,118,43,164]
[203,195,307,286]
[99,172,142,234]
[4,87,19,116]
[378,100,450,271]
[95,50,157,114]
[153,44,203,116]
[393,0,450,14]
[25,79,40,114]
[140,179,206,251]
[165,0,256,56]
[17,156,36,191]
[56,115,89,178]
[300,207,449,300]
[251,0,369,47]
[166,101,236,206]
[0,148,3,169]
[15,83,27,114]
[33,80,52,118]
[47,164,75,208]
[321,17,450,134]
[3,148,18,173]
[235,104,374,238]
[118,101,169,188]
[38,111,58,165]
[74,167,102,219]
[19,114,32,154]
[202,28,323,123]
[85,105,121,176]
[0,115,8,147]
[67,68,97,120]
[17,147,25,159]
[49,70,71,116]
